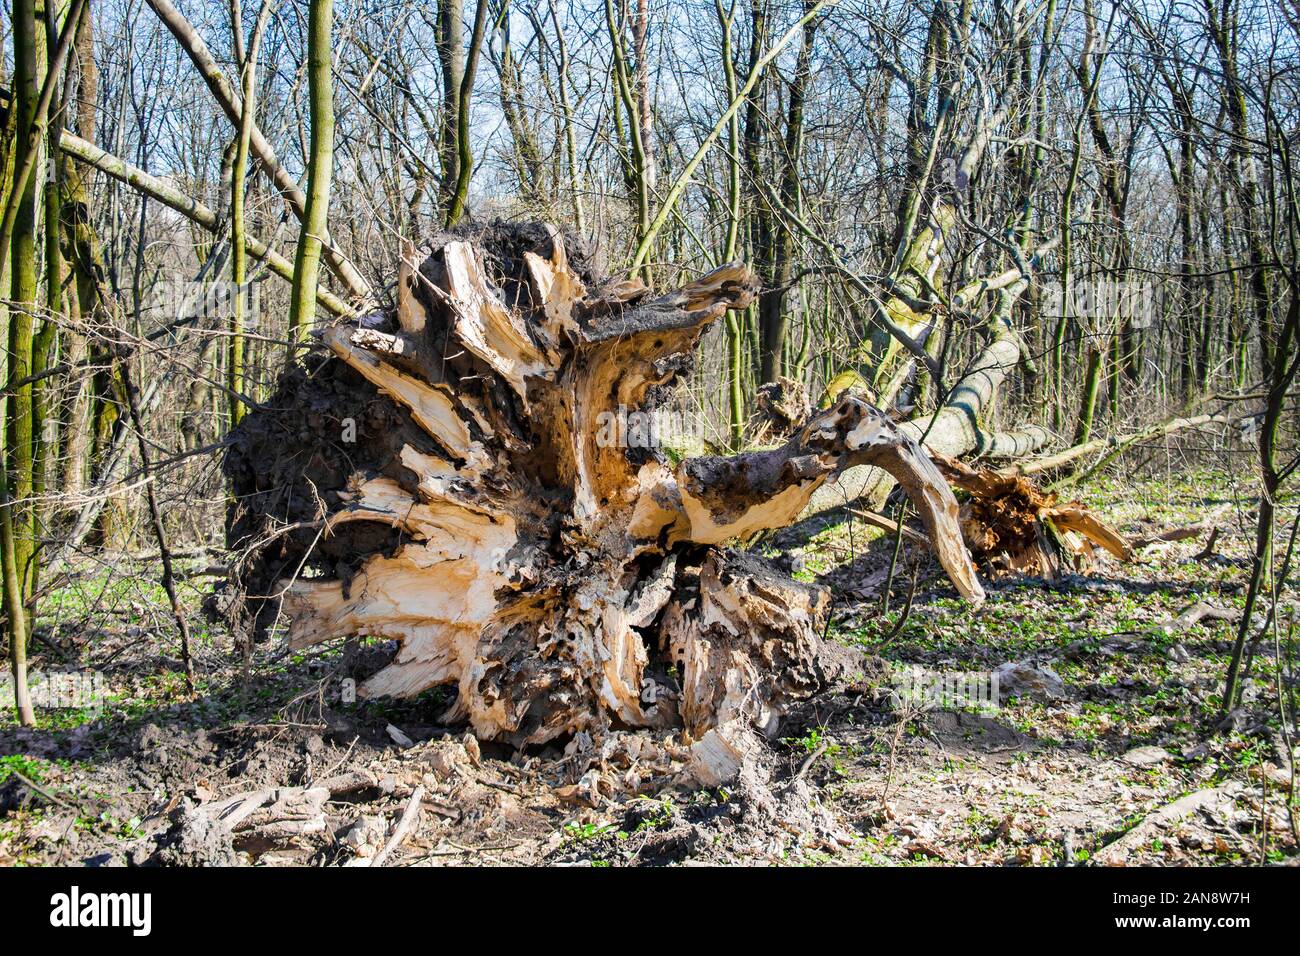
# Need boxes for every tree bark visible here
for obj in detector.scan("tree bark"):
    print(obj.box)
[287,0,337,344]
[808,312,1050,515]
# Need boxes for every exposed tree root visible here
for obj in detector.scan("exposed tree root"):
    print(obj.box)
[223,222,981,784]
[931,452,1131,579]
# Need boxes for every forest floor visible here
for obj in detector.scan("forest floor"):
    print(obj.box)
[1,465,1297,867]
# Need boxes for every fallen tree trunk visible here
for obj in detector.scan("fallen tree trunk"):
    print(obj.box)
[1006,411,1233,482]
[225,222,981,753]
[807,314,1052,515]
[53,127,353,317]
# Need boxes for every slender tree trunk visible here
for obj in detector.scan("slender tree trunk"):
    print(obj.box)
[5,0,46,629]
[1222,290,1297,712]
[547,0,585,235]
[0,72,22,724]
[741,0,769,380]
[436,0,465,214]
[58,3,97,497]
[1207,0,1275,382]
[444,0,488,226]
[1073,345,1104,444]
[632,0,654,190]
[34,0,71,553]
[3,0,42,726]
[716,0,745,448]
[1,467,33,725]
[1221,109,1300,709]
[228,0,273,425]
[606,0,651,264]
[757,0,817,386]
[493,1,544,206]
[287,0,336,345]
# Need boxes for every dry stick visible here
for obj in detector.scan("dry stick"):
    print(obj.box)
[1190,525,1222,560]
[12,771,87,812]
[1129,506,1232,551]
[881,501,909,615]
[117,355,195,694]
[793,742,828,783]
[879,698,919,810]
[370,784,425,867]
[877,567,919,650]
[847,507,930,548]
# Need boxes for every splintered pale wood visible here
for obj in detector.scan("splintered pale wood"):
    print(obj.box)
[523,223,585,345]
[325,476,518,562]
[567,263,758,524]
[443,239,555,400]
[1049,502,1133,562]
[529,261,756,527]
[661,550,828,739]
[933,452,1131,576]
[233,226,986,758]
[322,325,484,466]
[397,240,429,335]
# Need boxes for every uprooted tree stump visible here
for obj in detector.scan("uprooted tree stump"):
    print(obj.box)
[224,221,982,767]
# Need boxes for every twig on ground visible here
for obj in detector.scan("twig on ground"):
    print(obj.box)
[794,742,828,782]
[370,784,425,867]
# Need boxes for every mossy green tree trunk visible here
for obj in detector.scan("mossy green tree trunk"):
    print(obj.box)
[444,0,489,227]
[3,0,42,726]
[287,0,336,344]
